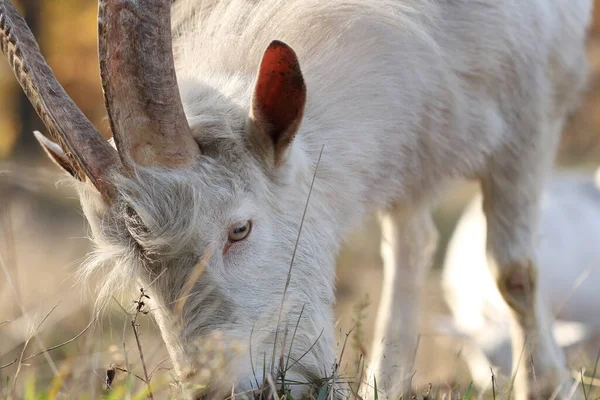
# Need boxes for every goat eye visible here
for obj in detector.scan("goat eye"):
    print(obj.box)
[228,221,252,242]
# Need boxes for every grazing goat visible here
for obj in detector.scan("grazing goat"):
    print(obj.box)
[0,0,593,398]
[442,170,600,393]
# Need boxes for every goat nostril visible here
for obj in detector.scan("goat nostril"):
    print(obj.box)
[190,387,228,400]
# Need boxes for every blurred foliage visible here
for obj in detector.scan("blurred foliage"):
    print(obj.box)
[1,0,600,164]
[0,0,109,161]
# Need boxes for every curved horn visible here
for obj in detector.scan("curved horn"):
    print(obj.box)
[0,0,121,202]
[98,0,200,169]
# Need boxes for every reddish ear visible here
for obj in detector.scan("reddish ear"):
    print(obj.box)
[251,40,306,163]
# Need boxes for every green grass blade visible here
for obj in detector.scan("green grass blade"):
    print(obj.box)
[462,381,474,400]
[317,383,328,400]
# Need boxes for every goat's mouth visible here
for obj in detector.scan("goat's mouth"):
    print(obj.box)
[188,386,318,400]
[180,374,323,400]
[171,336,327,400]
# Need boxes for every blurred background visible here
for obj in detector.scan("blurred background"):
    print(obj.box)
[2,0,600,397]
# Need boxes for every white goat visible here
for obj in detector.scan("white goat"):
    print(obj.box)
[442,170,600,392]
[0,0,593,398]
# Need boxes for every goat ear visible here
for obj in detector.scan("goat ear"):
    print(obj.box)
[34,131,80,179]
[250,40,306,165]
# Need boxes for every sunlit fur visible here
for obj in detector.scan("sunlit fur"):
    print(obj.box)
[68,0,592,398]
[442,170,600,392]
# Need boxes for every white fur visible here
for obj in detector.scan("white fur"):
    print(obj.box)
[442,170,600,392]
[65,0,593,398]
